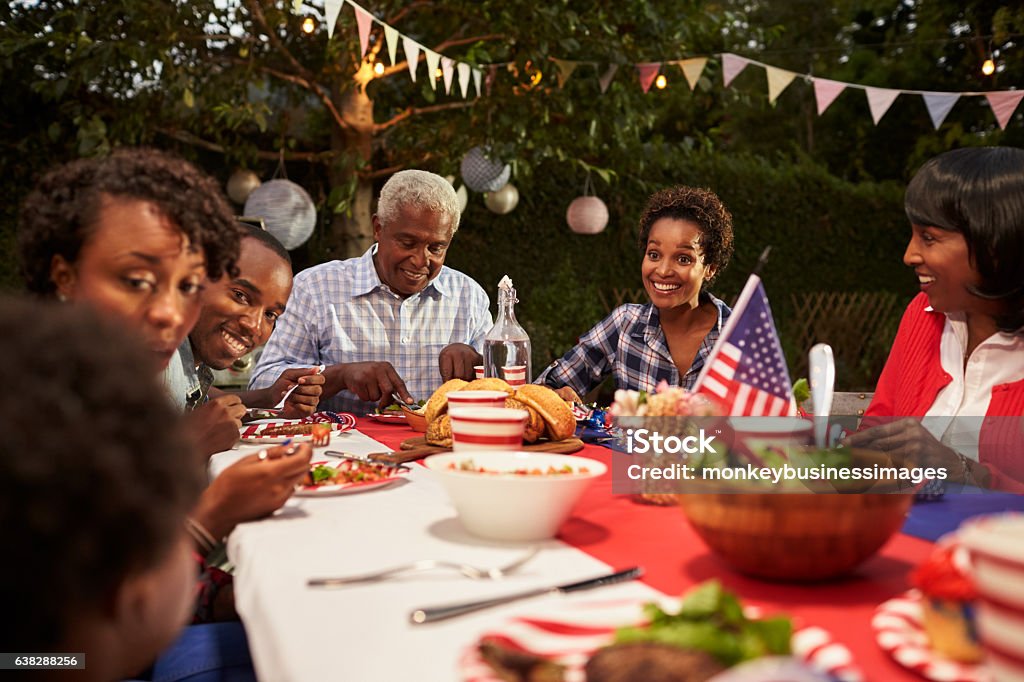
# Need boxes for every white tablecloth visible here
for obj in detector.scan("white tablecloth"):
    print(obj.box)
[209,431,659,681]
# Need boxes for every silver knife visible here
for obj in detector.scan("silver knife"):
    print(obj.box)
[409,566,643,624]
[323,450,410,471]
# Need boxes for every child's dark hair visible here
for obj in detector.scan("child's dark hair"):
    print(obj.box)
[0,298,204,650]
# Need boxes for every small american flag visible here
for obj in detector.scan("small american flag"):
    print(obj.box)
[693,275,796,416]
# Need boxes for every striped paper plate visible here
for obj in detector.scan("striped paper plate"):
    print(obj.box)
[873,590,992,682]
[460,599,863,682]
[239,413,356,443]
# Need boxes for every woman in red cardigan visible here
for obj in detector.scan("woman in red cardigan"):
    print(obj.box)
[846,147,1024,492]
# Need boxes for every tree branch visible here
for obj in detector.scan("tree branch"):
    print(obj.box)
[374,100,476,133]
[157,128,335,163]
[387,1,432,24]
[224,56,352,133]
[433,33,504,52]
[242,0,315,82]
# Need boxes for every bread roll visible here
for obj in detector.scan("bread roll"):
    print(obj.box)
[513,384,576,441]
[423,379,468,424]
[461,377,514,394]
[505,397,545,443]
[425,414,452,447]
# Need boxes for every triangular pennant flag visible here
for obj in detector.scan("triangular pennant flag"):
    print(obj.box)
[551,58,578,88]
[383,24,398,66]
[473,68,483,98]
[765,66,797,104]
[402,36,420,82]
[441,57,455,94]
[986,91,1024,130]
[813,78,846,115]
[292,0,303,13]
[721,53,750,88]
[598,64,619,93]
[636,63,660,94]
[678,57,708,91]
[354,4,373,58]
[864,87,901,124]
[457,62,471,98]
[424,49,440,91]
[323,0,343,40]
[922,92,959,129]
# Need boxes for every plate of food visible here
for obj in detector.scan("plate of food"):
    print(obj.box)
[460,580,863,682]
[240,415,356,444]
[294,459,410,496]
[368,401,427,425]
[873,590,990,682]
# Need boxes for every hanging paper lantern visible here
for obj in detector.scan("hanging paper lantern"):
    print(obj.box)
[460,146,511,193]
[484,183,519,215]
[243,179,317,250]
[566,196,609,234]
[444,175,469,213]
[226,169,262,205]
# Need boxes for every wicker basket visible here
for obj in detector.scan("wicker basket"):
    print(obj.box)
[677,449,913,581]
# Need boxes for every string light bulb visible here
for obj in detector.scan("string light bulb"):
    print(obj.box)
[655,74,667,89]
[374,61,385,76]
[301,16,316,34]
[982,57,995,76]
[529,70,543,86]
[435,67,443,79]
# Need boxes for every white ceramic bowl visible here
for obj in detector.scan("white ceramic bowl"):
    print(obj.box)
[423,451,607,541]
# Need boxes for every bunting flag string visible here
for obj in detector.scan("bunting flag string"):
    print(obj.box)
[306,0,1021,129]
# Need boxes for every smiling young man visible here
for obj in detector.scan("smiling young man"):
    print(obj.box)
[165,224,324,453]
[249,170,491,414]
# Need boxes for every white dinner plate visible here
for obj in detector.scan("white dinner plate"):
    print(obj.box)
[293,459,410,497]
[460,598,863,682]
[367,412,407,424]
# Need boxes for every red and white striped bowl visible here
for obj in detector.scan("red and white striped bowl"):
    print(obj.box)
[447,390,509,412]
[501,365,527,387]
[961,514,1024,682]
[449,407,528,451]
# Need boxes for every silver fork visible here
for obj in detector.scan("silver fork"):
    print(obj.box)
[307,547,539,588]
[273,364,326,410]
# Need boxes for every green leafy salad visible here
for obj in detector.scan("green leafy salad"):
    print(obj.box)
[614,580,791,666]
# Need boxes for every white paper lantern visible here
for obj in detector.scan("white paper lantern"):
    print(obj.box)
[243,179,317,250]
[456,184,469,213]
[484,183,519,215]
[566,195,609,234]
[460,146,511,193]
[226,169,262,205]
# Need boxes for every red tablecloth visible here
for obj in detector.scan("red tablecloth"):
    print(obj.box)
[359,419,931,681]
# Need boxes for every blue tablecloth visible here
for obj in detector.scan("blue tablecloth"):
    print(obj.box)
[902,488,1024,542]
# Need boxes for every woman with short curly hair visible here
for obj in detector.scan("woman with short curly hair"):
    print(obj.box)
[537,185,735,395]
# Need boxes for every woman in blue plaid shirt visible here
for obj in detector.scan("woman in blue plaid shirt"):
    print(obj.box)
[537,186,734,397]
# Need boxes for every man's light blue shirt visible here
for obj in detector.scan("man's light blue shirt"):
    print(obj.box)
[249,245,492,414]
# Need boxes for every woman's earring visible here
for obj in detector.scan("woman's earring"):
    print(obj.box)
[56,291,67,303]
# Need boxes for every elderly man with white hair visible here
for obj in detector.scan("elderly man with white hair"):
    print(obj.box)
[250,170,491,414]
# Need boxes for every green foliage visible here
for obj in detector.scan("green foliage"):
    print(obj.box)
[445,146,912,388]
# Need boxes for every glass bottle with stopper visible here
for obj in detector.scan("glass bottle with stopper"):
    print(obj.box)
[483,276,531,385]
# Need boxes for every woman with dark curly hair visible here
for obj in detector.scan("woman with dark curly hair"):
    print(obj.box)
[847,147,1024,491]
[0,298,203,681]
[537,186,735,396]
[18,147,242,368]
